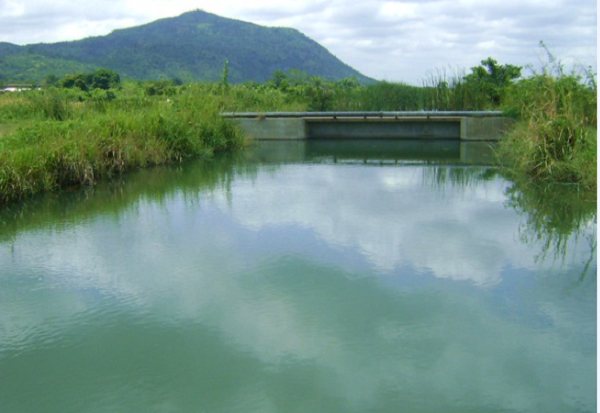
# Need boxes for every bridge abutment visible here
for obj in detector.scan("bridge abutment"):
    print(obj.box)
[459,116,515,141]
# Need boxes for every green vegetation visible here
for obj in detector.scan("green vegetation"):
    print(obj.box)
[464,57,522,105]
[496,51,597,191]
[0,44,596,204]
[256,55,596,192]
[0,82,247,204]
[60,68,121,91]
[0,150,250,241]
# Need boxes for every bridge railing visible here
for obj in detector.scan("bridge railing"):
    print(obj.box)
[221,111,504,119]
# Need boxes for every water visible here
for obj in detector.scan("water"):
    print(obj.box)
[0,140,596,413]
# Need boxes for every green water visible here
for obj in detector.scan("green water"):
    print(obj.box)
[0,141,596,413]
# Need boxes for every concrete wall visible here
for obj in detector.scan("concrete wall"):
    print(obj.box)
[306,119,461,139]
[232,115,514,141]
[460,117,515,141]
[244,140,496,165]
[235,118,306,140]
[459,141,496,164]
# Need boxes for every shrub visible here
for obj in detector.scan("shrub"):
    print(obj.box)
[498,70,597,190]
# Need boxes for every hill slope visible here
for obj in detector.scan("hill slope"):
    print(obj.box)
[0,10,372,84]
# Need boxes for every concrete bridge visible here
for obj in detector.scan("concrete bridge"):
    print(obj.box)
[221,111,514,141]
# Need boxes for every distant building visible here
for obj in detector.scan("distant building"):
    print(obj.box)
[1,84,35,92]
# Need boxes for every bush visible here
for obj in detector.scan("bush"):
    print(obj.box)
[497,71,597,190]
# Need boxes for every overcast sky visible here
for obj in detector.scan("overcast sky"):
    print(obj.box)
[0,0,596,84]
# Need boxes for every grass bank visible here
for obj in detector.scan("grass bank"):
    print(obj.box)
[0,84,250,204]
[496,69,597,192]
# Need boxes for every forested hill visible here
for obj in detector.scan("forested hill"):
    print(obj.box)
[0,10,373,84]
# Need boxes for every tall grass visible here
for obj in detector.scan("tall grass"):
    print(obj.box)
[0,84,246,204]
[325,69,497,112]
[0,149,252,241]
[496,64,597,191]
[421,68,493,110]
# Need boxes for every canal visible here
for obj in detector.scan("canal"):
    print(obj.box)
[0,140,596,413]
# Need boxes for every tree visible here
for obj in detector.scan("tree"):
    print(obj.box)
[44,74,59,87]
[61,73,88,91]
[268,70,289,90]
[304,76,335,111]
[336,76,360,89]
[90,69,120,90]
[60,74,77,88]
[465,58,522,105]
[60,69,121,91]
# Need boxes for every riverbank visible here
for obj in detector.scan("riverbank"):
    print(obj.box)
[0,84,250,204]
[495,70,597,192]
[0,67,596,204]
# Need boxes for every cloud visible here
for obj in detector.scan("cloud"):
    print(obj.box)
[0,162,596,411]
[0,0,595,82]
[214,165,534,285]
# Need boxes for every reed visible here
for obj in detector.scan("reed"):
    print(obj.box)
[420,66,503,110]
[496,66,597,191]
[354,81,424,111]
[0,85,246,204]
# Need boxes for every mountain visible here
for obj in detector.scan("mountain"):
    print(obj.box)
[0,10,373,84]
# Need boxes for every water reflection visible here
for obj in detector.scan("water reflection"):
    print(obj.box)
[504,178,597,280]
[0,140,596,413]
[243,139,495,165]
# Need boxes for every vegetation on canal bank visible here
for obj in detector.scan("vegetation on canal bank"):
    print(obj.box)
[0,50,596,204]
[0,81,248,204]
[496,61,597,192]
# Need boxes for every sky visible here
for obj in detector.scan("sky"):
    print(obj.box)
[0,0,596,84]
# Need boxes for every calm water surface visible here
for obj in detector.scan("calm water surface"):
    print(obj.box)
[0,141,596,413]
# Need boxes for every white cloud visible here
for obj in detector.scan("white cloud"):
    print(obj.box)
[208,164,587,285]
[0,157,596,411]
[0,174,595,411]
[0,0,595,83]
